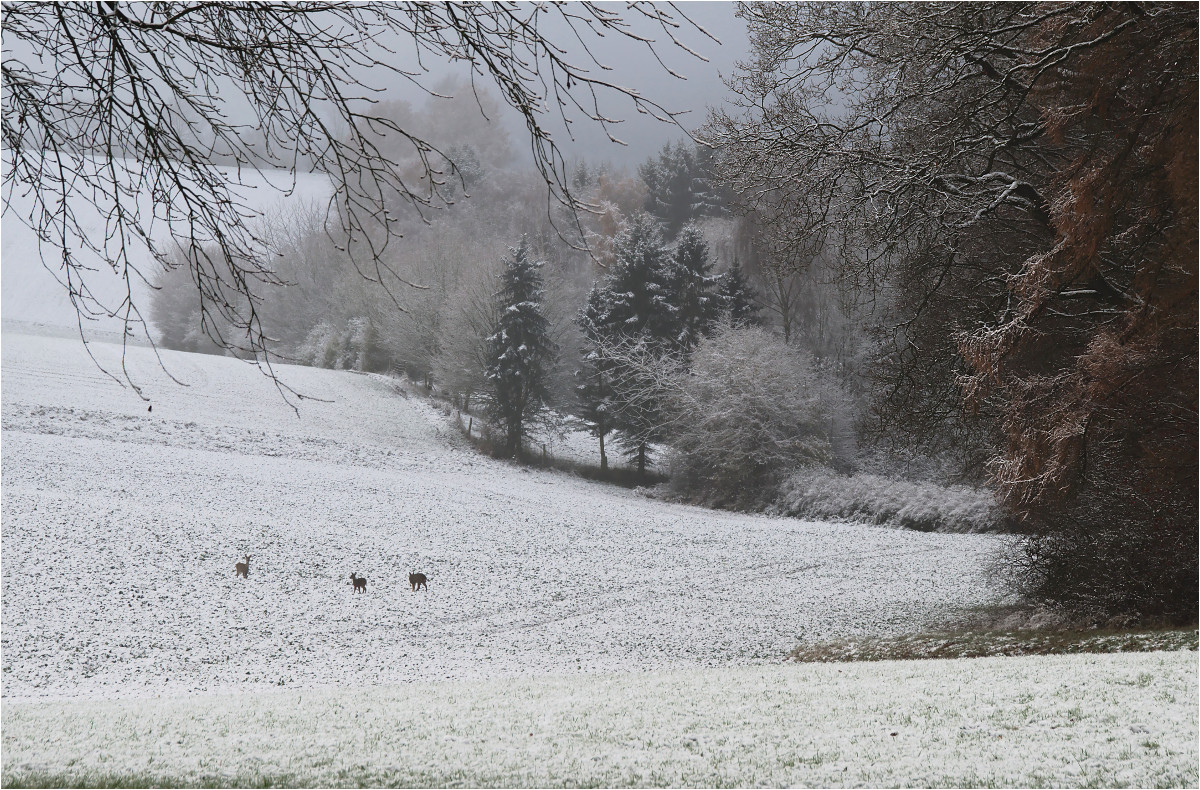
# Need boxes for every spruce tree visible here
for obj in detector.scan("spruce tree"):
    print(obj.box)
[575,337,618,471]
[577,213,677,475]
[638,141,729,237]
[485,237,555,458]
[671,224,721,350]
[717,259,763,327]
[597,212,679,342]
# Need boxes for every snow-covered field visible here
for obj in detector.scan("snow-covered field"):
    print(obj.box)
[3,329,1194,787]
[2,329,1008,702]
[3,651,1195,787]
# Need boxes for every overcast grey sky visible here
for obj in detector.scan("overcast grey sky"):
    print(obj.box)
[379,2,750,169]
[543,2,750,165]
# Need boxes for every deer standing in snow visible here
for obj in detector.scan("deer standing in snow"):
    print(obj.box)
[350,572,367,593]
[235,555,251,578]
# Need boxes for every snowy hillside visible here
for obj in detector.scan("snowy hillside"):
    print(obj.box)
[1,330,1009,702]
[1,166,332,337]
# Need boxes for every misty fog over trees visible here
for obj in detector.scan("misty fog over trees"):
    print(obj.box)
[4,2,1196,628]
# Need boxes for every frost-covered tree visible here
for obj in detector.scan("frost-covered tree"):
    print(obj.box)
[587,213,679,343]
[710,2,1198,620]
[578,213,678,474]
[671,224,721,351]
[443,143,486,202]
[667,325,834,504]
[433,261,502,413]
[574,339,618,472]
[485,238,555,459]
[3,3,711,397]
[715,259,762,328]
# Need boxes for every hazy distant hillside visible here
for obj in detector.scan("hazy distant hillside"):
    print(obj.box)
[1,166,332,337]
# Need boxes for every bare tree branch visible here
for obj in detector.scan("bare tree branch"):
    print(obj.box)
[2,2,708,404]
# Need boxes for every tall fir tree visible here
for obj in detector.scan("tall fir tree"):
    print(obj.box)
[638,141,729,237]
[717,259,763,328]
[485,237,556,458]
[593,212,679,341]
[671,223,721,350]
[575,324,618,471]
[578,213,678,475]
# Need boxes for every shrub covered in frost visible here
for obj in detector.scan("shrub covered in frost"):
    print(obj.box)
[293,317,382,371]
[775,467,1012,533]
[666,325,835,506]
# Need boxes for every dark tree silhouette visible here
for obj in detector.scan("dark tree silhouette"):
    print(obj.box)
[711,2,1198,620]
[716,259,761,329]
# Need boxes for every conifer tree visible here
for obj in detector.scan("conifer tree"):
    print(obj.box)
[575,326,618,471]
[595,212,679,342]
[717,259,763,328]
[485,237,555,458]
[638,141,729,237]
[578,213,677,475]
[671,224,721,350]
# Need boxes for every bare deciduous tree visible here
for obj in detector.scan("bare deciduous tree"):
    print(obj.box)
[709,2,1198,620]
[2,2,713,399]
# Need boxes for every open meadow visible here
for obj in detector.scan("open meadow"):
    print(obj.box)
[2,329,1195,786]
[1,330,1007,698]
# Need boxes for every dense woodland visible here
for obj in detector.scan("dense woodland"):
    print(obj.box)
[135,3,1196,626]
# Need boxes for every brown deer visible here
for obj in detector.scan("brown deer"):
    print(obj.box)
[350,572,367,593]
[408,572,428,591]
[235,555,251,578]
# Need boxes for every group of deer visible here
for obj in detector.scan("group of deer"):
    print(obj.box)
[350,571,429,593]
[234,556,428,593]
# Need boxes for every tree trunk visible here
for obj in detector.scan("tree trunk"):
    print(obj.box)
[507,423,521,459]
[599,432,608,471]
[637,443,646,476]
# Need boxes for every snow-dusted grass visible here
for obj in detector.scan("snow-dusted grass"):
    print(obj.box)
[4,651,1196,788]
[1,330,1009,703]
[776,467,1007,533]
[7,330,1194,786]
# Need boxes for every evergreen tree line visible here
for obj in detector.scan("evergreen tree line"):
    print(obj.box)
[486,209,850,511]
[576,215,758,474]
[482,214,767,465]
[148,127,866,506]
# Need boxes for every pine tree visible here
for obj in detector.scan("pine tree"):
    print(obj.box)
[571,160,593,192]
[688,144,729,219]
[575,334,618,471]
[671,223,721,350]
[485,237,556,458]
[638,141,729,237]
[577,213,677,475]
[717,259,763,328]
[598,212,679,342]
